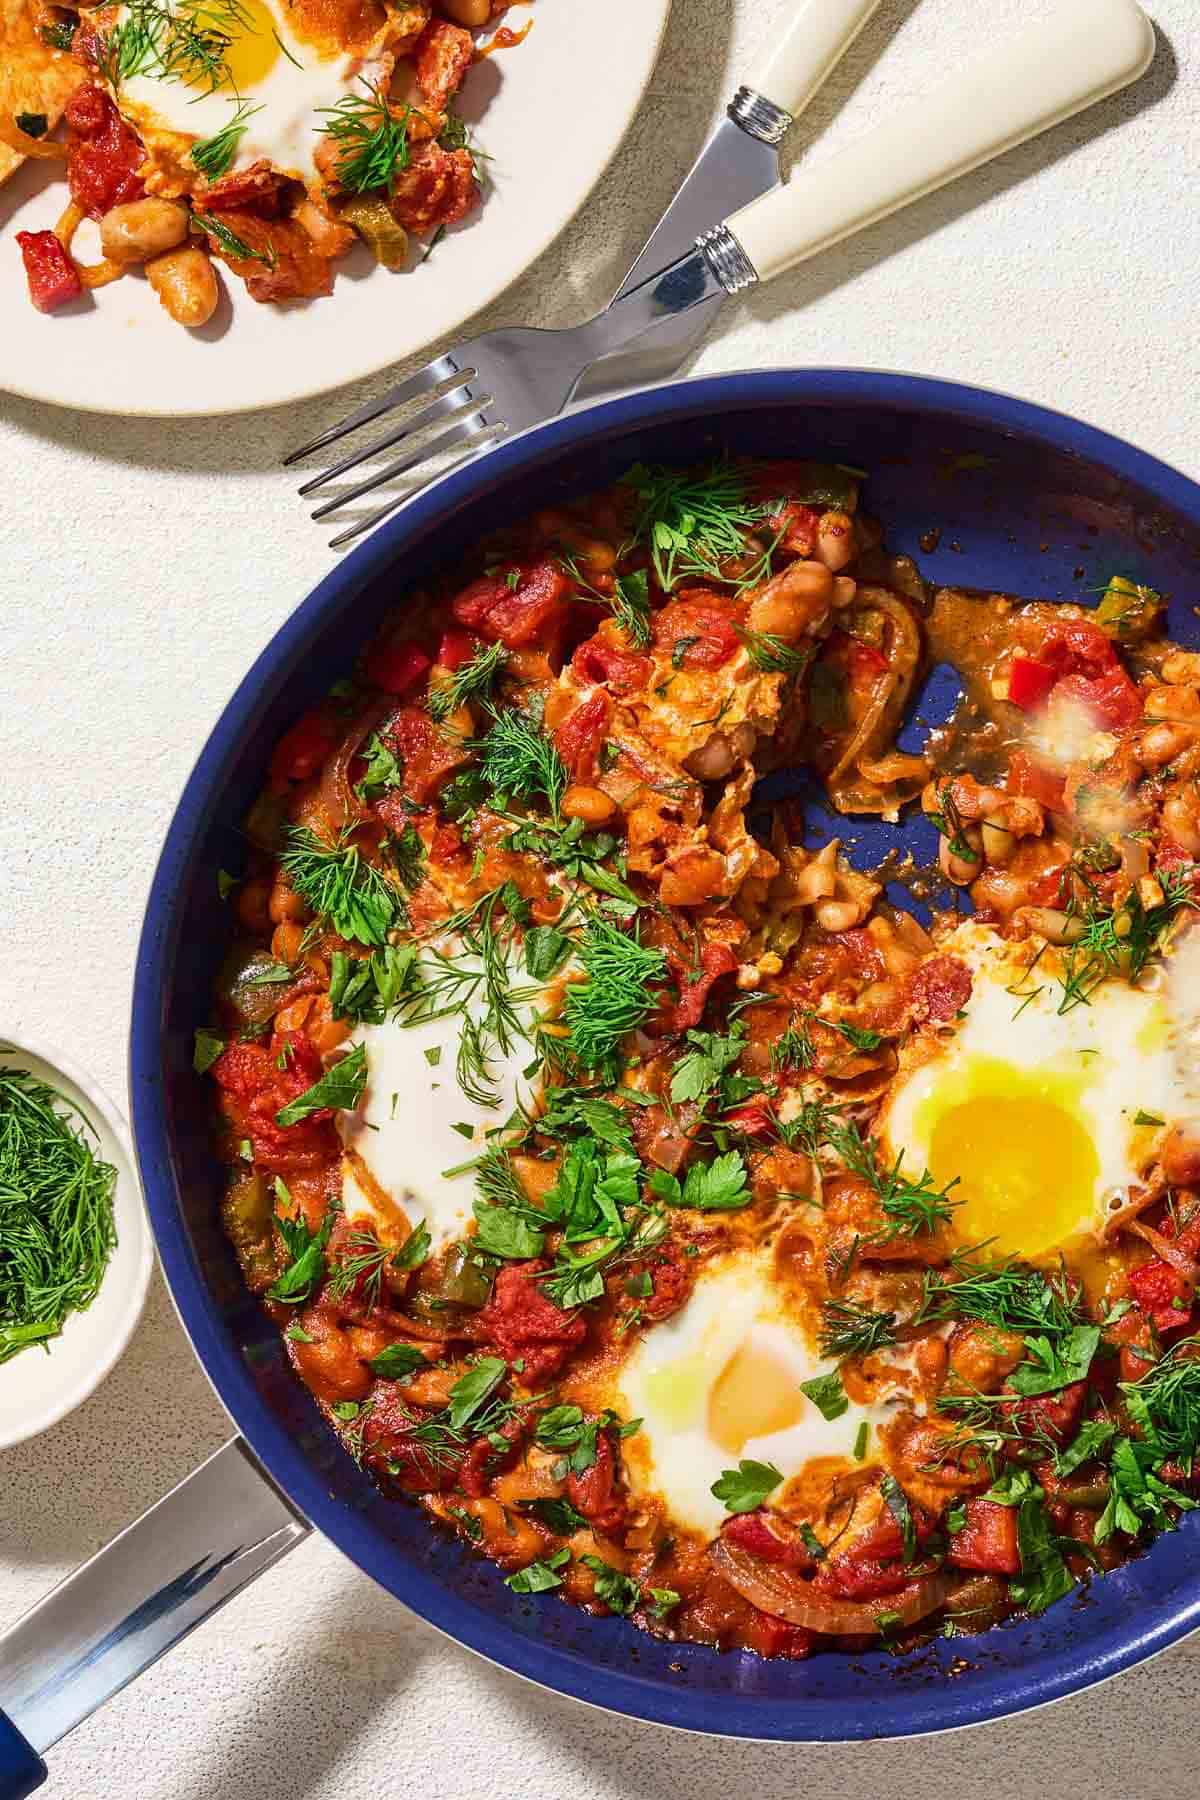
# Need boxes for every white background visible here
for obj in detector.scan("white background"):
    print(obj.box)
[3,0,1200,1794]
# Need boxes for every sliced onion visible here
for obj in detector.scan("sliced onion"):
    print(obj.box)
[1098,1182,1164,1243]
[827,591,924,798]
[710,1537,952,1636]
[318,697,394,829]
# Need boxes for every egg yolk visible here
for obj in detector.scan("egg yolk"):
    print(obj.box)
[708,1342,806,1455]
[184,0,279,93]
[915,1055,1099,1258]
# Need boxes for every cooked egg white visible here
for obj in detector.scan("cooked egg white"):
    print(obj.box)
[878,919,1193,1258]
[338,953,544,1254]
[610,1256,900,1538]
[117,0,365,185]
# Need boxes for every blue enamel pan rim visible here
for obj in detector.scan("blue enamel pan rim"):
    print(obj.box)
[131,369,1200,1741]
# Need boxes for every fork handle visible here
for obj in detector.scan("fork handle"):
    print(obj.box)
[724,0,1154,285]
[744,0,884,123]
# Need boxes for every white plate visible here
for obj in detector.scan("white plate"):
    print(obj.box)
[0,1036,153,1449]
[0,0,670,417]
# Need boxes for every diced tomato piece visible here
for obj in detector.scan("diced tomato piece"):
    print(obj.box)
[948,1498,1020,1575]
[721,1511,814,1571]
[767,500,821,557]
[436,626,481,670]
[842,1506,936,1566]
[723,1102,775,1138]
[1053,665,1142,731]
[211,1031,336,1173]
[813,1554,912,1601]
[565,1428,628,1535]
[615,1240,694,1323]
[650,940,737,1035]
[744,1616,817,1660]
[15,231,82,313]
[1001,1378,1086,1450]
[459,1412,524,1497]
[1007,748,1067,813]
[1157,839,1200,883]
[365,1392,466,1492]
[652,600,740,669]
[907,955,973,1024]
[388,141,478,235]
[197,161,281,216]
[269,707,339,788]
[472,1262,587,1384]
[1007,655,1058,711]
[1025,854,1076,907]
[1129,1258,1194,1333]
[451,558,569,650]
[65,84,145,218]
[553,690,610,782]
[571,634,651,696]
[1039,619,1114,678]
[431,820,464,862]
[210,1040,276,1102]
[366,638,432,696]
[413,16,474,109]
[377,703,470,804]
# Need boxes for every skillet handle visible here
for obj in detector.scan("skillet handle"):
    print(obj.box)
[0,1437,309,1791]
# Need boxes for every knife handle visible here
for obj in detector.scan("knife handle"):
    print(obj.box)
[725,0,1154,285]
[745,0,884,122]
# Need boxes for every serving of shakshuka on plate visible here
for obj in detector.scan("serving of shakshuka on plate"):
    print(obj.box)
[0,0,523,325]
[199,456,1200,1660]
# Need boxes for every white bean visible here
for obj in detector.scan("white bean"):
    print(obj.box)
[146,246,218,327]
[100,198,189,263]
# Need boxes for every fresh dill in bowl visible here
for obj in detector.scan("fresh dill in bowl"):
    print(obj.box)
[0,1059,117,1363]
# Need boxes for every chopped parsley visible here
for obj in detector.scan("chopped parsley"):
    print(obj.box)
[274,1042,368,1126]
[712,1459,784,1514]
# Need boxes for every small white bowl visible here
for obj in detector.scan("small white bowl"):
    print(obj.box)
[0,1035,154,1449]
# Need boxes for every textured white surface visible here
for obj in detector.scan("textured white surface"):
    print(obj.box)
[2,0,1199,1792]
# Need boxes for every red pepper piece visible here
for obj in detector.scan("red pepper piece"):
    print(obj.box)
[16,231,82,313]
[1007,655,1058,711]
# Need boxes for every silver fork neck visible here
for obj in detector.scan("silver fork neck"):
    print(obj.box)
[576,229,758,368]
[728,84,793,146]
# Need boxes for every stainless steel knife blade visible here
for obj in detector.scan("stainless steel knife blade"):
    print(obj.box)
[573,107,783,402]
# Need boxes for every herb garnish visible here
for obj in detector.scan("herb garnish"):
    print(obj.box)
[428,641,508,724]
[562,915,666,1079]
[826,1118,960,1240]
[819,1298,898,1359]
[624,460,768,593]
[1056,870,1197,1014]
[100,0,254,93]
[317,84,413,193]
[275,1042,367,1126]
[0,1062,118,1363]
[711,1458,784,1514]
[266,1204,333,1303]
[505,1548,570,1593]
[474,701,567,820]
[281,825,403,947]
[190,97,262,179]
[611,569,652,648]
[192,209,275,267]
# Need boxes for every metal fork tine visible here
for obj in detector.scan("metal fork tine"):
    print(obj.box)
[309,411,495,522]
[283,355,459,466]
[296,377,478,498]
[327,431,502,550]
